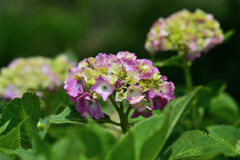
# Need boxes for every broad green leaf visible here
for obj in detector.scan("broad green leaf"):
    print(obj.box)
[164,130,221,160]
[87,122,117,155]
[49,105,112,125]
[49,107,86,124]
[236,140,240,156]
[209,92,239,124]
[107,87,201,160]
[223,29,234,43]
[42,89,69,115]
[207,125,240,157]
[74,121,117,159]
[0,120,10,134]
[140,87,202,160]
[0,127,20,149]
[106,132,135,160]
[0,147,38,160]
[0,98,24,134]
[0,92,41,148]
[49,118,116,160]
[107,115,164,160]
[78,129,103,158]
[0,152,10,160]
[52,123,113,160]
[52,135,86,160]
[21,92,41,127]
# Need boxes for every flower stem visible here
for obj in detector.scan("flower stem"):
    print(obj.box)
[180,53,198,128]
[125,104,131,116]
[109,96,130,134]
[182,56,193,92]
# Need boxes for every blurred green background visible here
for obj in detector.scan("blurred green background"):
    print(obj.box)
[0,0,239,102]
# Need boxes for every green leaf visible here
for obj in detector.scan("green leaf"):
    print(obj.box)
[37,116,51,139]
[78,129,103,158]
[0,151,11,160]
[223,29,234,43]
[207,125,240,157]
[52,135,86,160]
[106,115,164,160]
[51,122,115,160]
[106,132,135,160]
[152,54,183,68]
[164,130,221,160]
[0,119,26,149]
[0,120,10,134]
[0,148,36,160]
[107,87,201,160]
[49,107,86,124]
[0,127,20,149]
[21,92,41,127]
[209,92,239,124]
[0,98,24,134]
[42,88,69,116]
[236,140,240,156]
[140,87,202,160]
[49,106,113,126]
[87,122,117,155]
[0,92,41,148]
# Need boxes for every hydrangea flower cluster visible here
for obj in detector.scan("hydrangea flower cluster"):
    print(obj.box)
[64,51,175,119]
[145,9,224,60]
[0,55,75,100]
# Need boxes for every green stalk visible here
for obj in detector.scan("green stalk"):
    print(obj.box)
[182,55,193,92]
[109,96,130,134]
[180,52,198,128]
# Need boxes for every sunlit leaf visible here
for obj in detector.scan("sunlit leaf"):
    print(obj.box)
[163,130,221,160]
[0,120,10,134]
[140,87,202,160]
[207,125,240,157]
[107,87,201,160]
[209,92,239,124]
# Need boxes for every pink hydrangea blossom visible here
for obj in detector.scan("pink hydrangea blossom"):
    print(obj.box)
[64,51,175,119]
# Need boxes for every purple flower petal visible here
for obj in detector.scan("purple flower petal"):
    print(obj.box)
[76,92,104,119]
[117,51,137,59]
[64,77,84,97]
[160,76,168,82]
[131,98,153,118]
[90,75,114,101]
[68,67,80,78]
[131,108,153,118]
[158,81,175,100]
[126,85,142,101]
[115,80,122,88]
[130,95,144,105]
[151,94,168,110]
[144,88,156,99]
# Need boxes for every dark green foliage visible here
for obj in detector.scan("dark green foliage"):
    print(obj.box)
[0,92,41,149]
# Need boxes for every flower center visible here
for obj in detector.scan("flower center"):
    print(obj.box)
[102,85,108,90]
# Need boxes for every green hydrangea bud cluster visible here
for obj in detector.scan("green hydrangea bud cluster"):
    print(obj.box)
[0,55,75,100]
[145,9,224,60]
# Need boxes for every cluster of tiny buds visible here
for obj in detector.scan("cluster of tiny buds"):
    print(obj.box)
[0,55,75,100]
[145,9,224,61]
